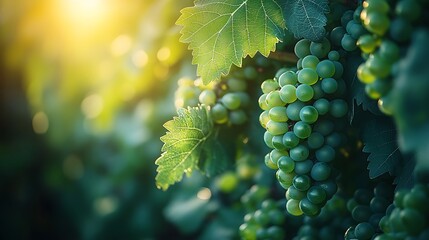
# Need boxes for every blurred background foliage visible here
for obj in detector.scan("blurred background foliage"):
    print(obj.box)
[0,0,244,239]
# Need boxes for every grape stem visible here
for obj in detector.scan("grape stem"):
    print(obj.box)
[268,52,298,64]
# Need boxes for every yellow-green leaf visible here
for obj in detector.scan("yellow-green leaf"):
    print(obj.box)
[177,0,285,84]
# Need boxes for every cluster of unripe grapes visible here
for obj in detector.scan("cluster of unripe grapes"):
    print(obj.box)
[344,182,394,240]
[376,183,429,239]
[174,75,250,125]
[293,194,351,240]
[333,0,425,115]
[258,35,349,217]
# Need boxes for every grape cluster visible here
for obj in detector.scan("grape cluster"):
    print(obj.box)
[334,0,425,114]
[174,75,251,125]
[258,37,349,216]
[376,183,429,239]
[293,194,352,240]
[344,182,394,240]
[239,199,286,240]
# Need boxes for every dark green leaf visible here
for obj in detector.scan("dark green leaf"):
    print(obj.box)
[283,0,329,42]
[362,118,401,179]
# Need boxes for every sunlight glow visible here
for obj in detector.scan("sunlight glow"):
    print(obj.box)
[111,35,132,56]
[81,94,104,119]
[132,50,149,68]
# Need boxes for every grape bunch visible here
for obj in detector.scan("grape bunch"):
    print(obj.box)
[258,36,349,216]
[293,193,352,240]
[376,183,429,239]
[174,74,251,125]
[344,182,394,240]
[335,0,425,115]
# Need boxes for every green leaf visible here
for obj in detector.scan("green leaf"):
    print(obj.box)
[283,0,329,42]
[362,117,401,179]
[155,105,222,190]
[393,155,415,190]
[176,0,285,84]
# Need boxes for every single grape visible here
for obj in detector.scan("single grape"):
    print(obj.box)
[357,63,376,84]
[311,162,331,181]
[316,60,336,78]
[264,131,275,149]
[266,91,286,108]
[221,93,241,110]
[211,103,228,124]
[261,79,279,94]
[332,61,344,79]
[307,186,327,204]
[229,109,247,125]
[226,78,247,92]
[330,26,347,46]
[328,51,340,61]
[357,34,379,53]
[279,71,298,87]
[354,222,375,240]
[321,78,338,94]
[293,175,312,191]
[269,106,288,122]
[341,34,357,51]
[295,39,311,58]
[277,156,295,173]
[294,160,314,175]
[363,12,390,36]
[266,120,288,135]
[363,0,390,14]
[298,68,319,85]
[310,38,331,59]
[283,131,300,149]
[308,132,324,149]
[279,85,297,104]
[286,101,306,121]
[199,89,217,105]
[293,121,312,139]
[290,144,310,161]
[299,106,319,124]
[286,199,304,216]
[296,84,314,102]
[259,94,270,110]
[299,198,320,216]
[272,135,287,150]
[395,0,421,22]
[302,55,320,69]
[329,99,348,118]
[314,120,334,136]
[313,98,330,115]
[315,145,336,162]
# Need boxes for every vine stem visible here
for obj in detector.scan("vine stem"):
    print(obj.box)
[268,51,298,64]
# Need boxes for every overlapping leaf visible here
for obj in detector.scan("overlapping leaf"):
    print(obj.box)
[155,105,224,190]
[283,0,329,42]
[177,0,285,84]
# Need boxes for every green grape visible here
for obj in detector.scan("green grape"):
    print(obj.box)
[254,209,270,225]
[363,0,390,14]
[329,99,348,118]
[259,94,270,110]
[330,26,347,47]
[266,120,288,135]
[312,82,325,100]
[310,38,331,59]
[370,196,390,213]
[239,223,257,240]
[325,132,343,148]
[314,120,334,136]
[221,93,241,110]
[400,208,427,235]
[294,39,311,58]
[354,189,372,205]
[283,131,300,149]
[261,79,279,94]
[243,66,258,80]
[307,186,327,204]
[286,101,306,121]
[265,153,278,169]
[290,144,310,161]
[352,205,372,222]
[308,132,324,149]
[332,61,344,79]
[299,106,319,124]
[311,162,331,181]
[236,92,250,107]
[315,145,336,162]
[357,34,379,53]
[279,85,297,103]
[321,78,338,94]
[270,149,288,166]
[395,0,421,22]
[294,160,313,175]
[313,98,330,115]
[341,33,357,51]
[286,199,304,216]
[316,60,336,78]
[389,17,412,43]
[287,186,306,200]
[229,109,247,125]
[226,77,247,92]
[266,91,286,108]
[357,63,376,84]
[216,172,239,193]
[328,51,340,61]
[302,55,320,69]
[278,71,298,87]
[293,121,312,139]
[293,175,311,191]
[272,135,287,150]
[211,103,228,124]
[341,10,355,27]
[298,68,319,85]
[275,67,290,80]
[296,58,303,70]
[346,20,367,39]
[199,89,217,105]
[299,198,320,216]
[378,40,400,64]
[264,131,275,149]
[354,222,375,240]
[266,226,284,240]
[269,106,288,122]
[317,180,337,198]
[296,84,314,102]
[277,156,295,173]
[277,170,295,187]
[365,78,391,99]
[363,12,390,36]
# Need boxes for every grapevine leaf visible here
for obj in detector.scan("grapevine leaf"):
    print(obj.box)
[391,29,429,169]
[176,0,285,84]
[283,0,329,42]
[362,118,401,179]
[393,155,415,190]
[155,105,220,190]
[199,136,227,177]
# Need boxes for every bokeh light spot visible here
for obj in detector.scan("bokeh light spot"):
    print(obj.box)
[197,187,211,200]
[157,47,171,62]
[32,111,49,134]
[94,197,118,216]
[81,94,103,119]
[132,50,149,68]
[111,35,132,56]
